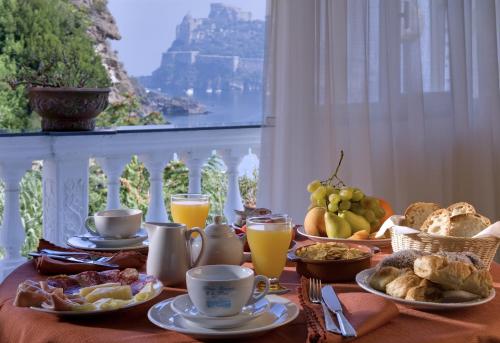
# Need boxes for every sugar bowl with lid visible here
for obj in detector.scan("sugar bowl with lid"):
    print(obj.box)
[197,215,245,266]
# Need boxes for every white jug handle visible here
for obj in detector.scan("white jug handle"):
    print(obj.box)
[249,275,270,304]
[186,227,206,268]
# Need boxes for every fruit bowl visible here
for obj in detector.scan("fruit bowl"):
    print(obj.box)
[288,242,374,282]
[296,225,391,247]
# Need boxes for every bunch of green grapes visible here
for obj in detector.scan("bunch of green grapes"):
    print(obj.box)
[307,180,386,232]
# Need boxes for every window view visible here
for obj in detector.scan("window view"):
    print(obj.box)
[108,0,266,128]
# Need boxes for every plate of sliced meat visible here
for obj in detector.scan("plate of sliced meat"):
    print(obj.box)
[13,268,163,316]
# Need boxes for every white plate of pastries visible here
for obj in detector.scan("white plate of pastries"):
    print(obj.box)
[356,250,495,310]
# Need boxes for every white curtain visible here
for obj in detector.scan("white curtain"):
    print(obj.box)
[258,0,500,223]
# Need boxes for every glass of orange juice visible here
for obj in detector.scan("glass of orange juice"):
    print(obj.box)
[170,194,210,229]
[246,214,292,294]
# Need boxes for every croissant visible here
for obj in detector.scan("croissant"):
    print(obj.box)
[385,271,422,299]
[369,266,405,292]
[414,255,492,297]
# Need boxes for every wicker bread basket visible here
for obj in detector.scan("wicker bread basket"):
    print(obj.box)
[388,216,500,269]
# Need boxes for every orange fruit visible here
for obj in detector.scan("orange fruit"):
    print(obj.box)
[379,198,394,223]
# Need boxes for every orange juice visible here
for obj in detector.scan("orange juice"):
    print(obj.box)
[171,200,210,229]
[247,226,292,278]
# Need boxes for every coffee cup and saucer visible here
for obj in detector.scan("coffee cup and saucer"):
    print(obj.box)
[148,265,300,338]
[67,209,147,250]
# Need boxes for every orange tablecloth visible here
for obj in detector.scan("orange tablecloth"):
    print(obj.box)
[1,252,500,343]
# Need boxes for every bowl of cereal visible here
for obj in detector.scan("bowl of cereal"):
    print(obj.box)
[288,242,373,282]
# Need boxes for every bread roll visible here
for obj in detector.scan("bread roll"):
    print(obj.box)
[404,202,440,229]
[447,202,476,217]
[420,209,451,236]
[414,255,492,297]
[386,271,422,299]
[449,214,488,238]
[369,266,404,292]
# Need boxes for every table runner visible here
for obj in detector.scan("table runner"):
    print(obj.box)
[1,253,499,343]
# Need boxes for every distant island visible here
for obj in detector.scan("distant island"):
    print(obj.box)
[138,3,265,95]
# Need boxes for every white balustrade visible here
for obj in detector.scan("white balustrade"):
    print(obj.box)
[0,126,261,282]
[139,153,172,223]
[0,160,32,281]
[221,148,245,223]
[96,156,130,210]
[181,150,210,194]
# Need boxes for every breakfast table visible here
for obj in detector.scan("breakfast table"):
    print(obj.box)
[1,247,499,343]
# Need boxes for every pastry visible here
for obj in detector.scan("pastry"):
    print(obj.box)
[436,251,485,270]
[405,279,442,302]
[378,249,428,270]
[441,290,481,303]
[404,202,440,229]
[414,255,493,297]
[385,271,422,298]
[369,266,405,292]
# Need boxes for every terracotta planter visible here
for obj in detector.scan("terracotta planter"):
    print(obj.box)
[28,87,110,131]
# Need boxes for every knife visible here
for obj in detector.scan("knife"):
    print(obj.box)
[40,249,90,256]
[321,285,357,337]
[28,252,119,268]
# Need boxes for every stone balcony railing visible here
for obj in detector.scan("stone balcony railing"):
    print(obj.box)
[0,124,261,281]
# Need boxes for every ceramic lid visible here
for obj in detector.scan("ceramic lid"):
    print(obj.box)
[205,216,235,238]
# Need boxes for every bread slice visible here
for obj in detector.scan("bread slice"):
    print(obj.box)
[404,202,440,229]
[447,202,476,217]
[421,209,451,236]
[449,213,488,238]
[476,214,491,227]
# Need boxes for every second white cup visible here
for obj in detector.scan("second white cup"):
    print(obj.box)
[186,265,270,317]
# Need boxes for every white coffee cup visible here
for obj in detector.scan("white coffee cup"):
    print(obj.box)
[186,265,270,317]
[85,209,142,238]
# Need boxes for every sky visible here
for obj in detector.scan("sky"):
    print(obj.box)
[108,0,267,77]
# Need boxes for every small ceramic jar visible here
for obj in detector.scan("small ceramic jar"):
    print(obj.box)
[198,216,245,266]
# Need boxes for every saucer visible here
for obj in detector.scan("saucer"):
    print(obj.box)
[170,294,270,329]
[85,229,147,248]
[148,295,299,339]
[67,234,148,252]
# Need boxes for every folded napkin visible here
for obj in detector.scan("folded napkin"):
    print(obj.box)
[298,277,399,343]
[33,239,147,275]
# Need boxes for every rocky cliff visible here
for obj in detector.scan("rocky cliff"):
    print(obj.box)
[141,3,265,93]
[70,0,138,104]
[70,0,205,116]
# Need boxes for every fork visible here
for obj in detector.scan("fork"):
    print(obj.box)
[308,278,341,334]
[39,249,113,263]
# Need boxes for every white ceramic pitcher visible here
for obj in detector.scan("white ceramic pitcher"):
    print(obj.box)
[145,222,206,286]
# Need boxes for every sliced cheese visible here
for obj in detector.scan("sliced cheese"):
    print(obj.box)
[85,285,132,303]
[133,282,155,302]
[79,283,121,297]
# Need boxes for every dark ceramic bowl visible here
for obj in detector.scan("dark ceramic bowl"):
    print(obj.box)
[288,242,375,282]
[29,87,109,131]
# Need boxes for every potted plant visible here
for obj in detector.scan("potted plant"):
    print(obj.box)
[6,49,111,131]
[0,0,111,131]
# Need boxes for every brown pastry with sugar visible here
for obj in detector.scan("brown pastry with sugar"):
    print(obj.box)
[369,266,405,292]
[385,271,422,299]
[414,255,492,297]
[405,279,442,302]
